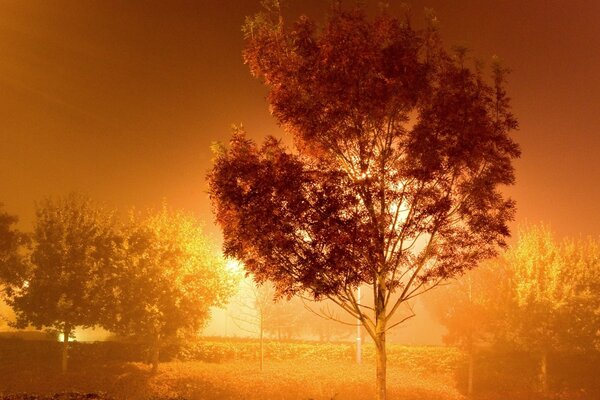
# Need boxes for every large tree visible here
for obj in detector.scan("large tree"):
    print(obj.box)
[9,193,117,373]
[106,206,236,373]
[208,4,519,398]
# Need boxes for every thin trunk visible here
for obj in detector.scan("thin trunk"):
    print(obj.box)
[540,351,548,393]
[467,349,474,397]
[260,312,264,372]
[61,323,71,374]
[151,333,160,374]
[375,328,387,400]
[467,273,474,397]
[356,286,362,365]
[374,275,387,400]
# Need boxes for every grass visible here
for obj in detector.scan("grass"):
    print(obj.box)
[0,357,461,400]
[1,339,598,399]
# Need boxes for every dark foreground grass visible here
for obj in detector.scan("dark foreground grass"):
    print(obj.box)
[0,357,461,400]
[1,339,598,400]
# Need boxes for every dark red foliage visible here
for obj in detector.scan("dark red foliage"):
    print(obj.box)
[209,6,519,312]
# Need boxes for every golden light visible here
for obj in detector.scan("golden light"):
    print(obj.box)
[226,258,243,274]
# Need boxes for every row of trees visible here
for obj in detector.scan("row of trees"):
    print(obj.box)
[0,194,237,373]
[426,225,600,394]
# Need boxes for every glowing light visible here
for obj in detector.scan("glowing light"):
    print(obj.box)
[59,333,75,342]
[226,259,243,273]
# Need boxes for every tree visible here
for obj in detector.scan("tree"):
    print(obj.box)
[428,226,600,394]
[293,298,353,343]
[0,204,28,293]
[208,4,519,399]
[9,193,117,373]
[504,226,600,392]
[559,236,600,353]
[0,205,29,329]
[423,260,512,396]
[106,206,236,373]
[229,278,277,371]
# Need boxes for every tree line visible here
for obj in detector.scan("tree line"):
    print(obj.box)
[0,194,237,373]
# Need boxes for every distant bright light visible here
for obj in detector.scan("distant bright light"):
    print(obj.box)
[226,259,243,273]
[59,333,75,342]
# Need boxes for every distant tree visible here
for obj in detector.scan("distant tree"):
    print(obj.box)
[106,206,237,373]
[300,297,357,344]
[0,204,28,293]
[229,278,274,371]
[430,226,600,394]
[559,237,600,352]
[263,293,306,340]
[229,276,309,371]
[0,205,29,329]
[208,3,519,398]
[423,260,512,396]
[9,194,117,373]
[505,225,568,392]
[505,226,600,392]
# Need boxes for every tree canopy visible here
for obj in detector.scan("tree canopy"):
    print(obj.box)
[208,4,519,399]
[106,206,237,372]
[9,193,117,372]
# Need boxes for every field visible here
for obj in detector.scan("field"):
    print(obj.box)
[0,359,462,400]
[0,338,598,400]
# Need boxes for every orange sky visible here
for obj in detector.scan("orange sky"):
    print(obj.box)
[1,0,599,241]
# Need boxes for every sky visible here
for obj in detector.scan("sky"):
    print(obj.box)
[1,0,599,242]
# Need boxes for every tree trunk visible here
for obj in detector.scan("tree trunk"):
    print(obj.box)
[356,286,362,365]
[539,351,548,393]
[61,323,71,374]
[259,313,264,372]
[151,333,160,374]
[375,326,387,400]
[467,349,474,397]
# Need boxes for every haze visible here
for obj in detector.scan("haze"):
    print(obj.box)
[0,1,599,400]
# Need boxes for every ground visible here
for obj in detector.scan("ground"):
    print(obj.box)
[0,358,461,400]
[0,339,597,400]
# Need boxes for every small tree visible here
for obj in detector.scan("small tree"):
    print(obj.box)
[107,206,236,373]
[10,193,117,373]
[209,4,519,398]
[229,278,275,371]
[230,277,310,370]
[423,260,512,396]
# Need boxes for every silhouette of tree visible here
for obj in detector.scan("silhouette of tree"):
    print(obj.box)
[9,193,117,373]
[209,3,519,398]
[0,204,28,293]
[0,205,29,328]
